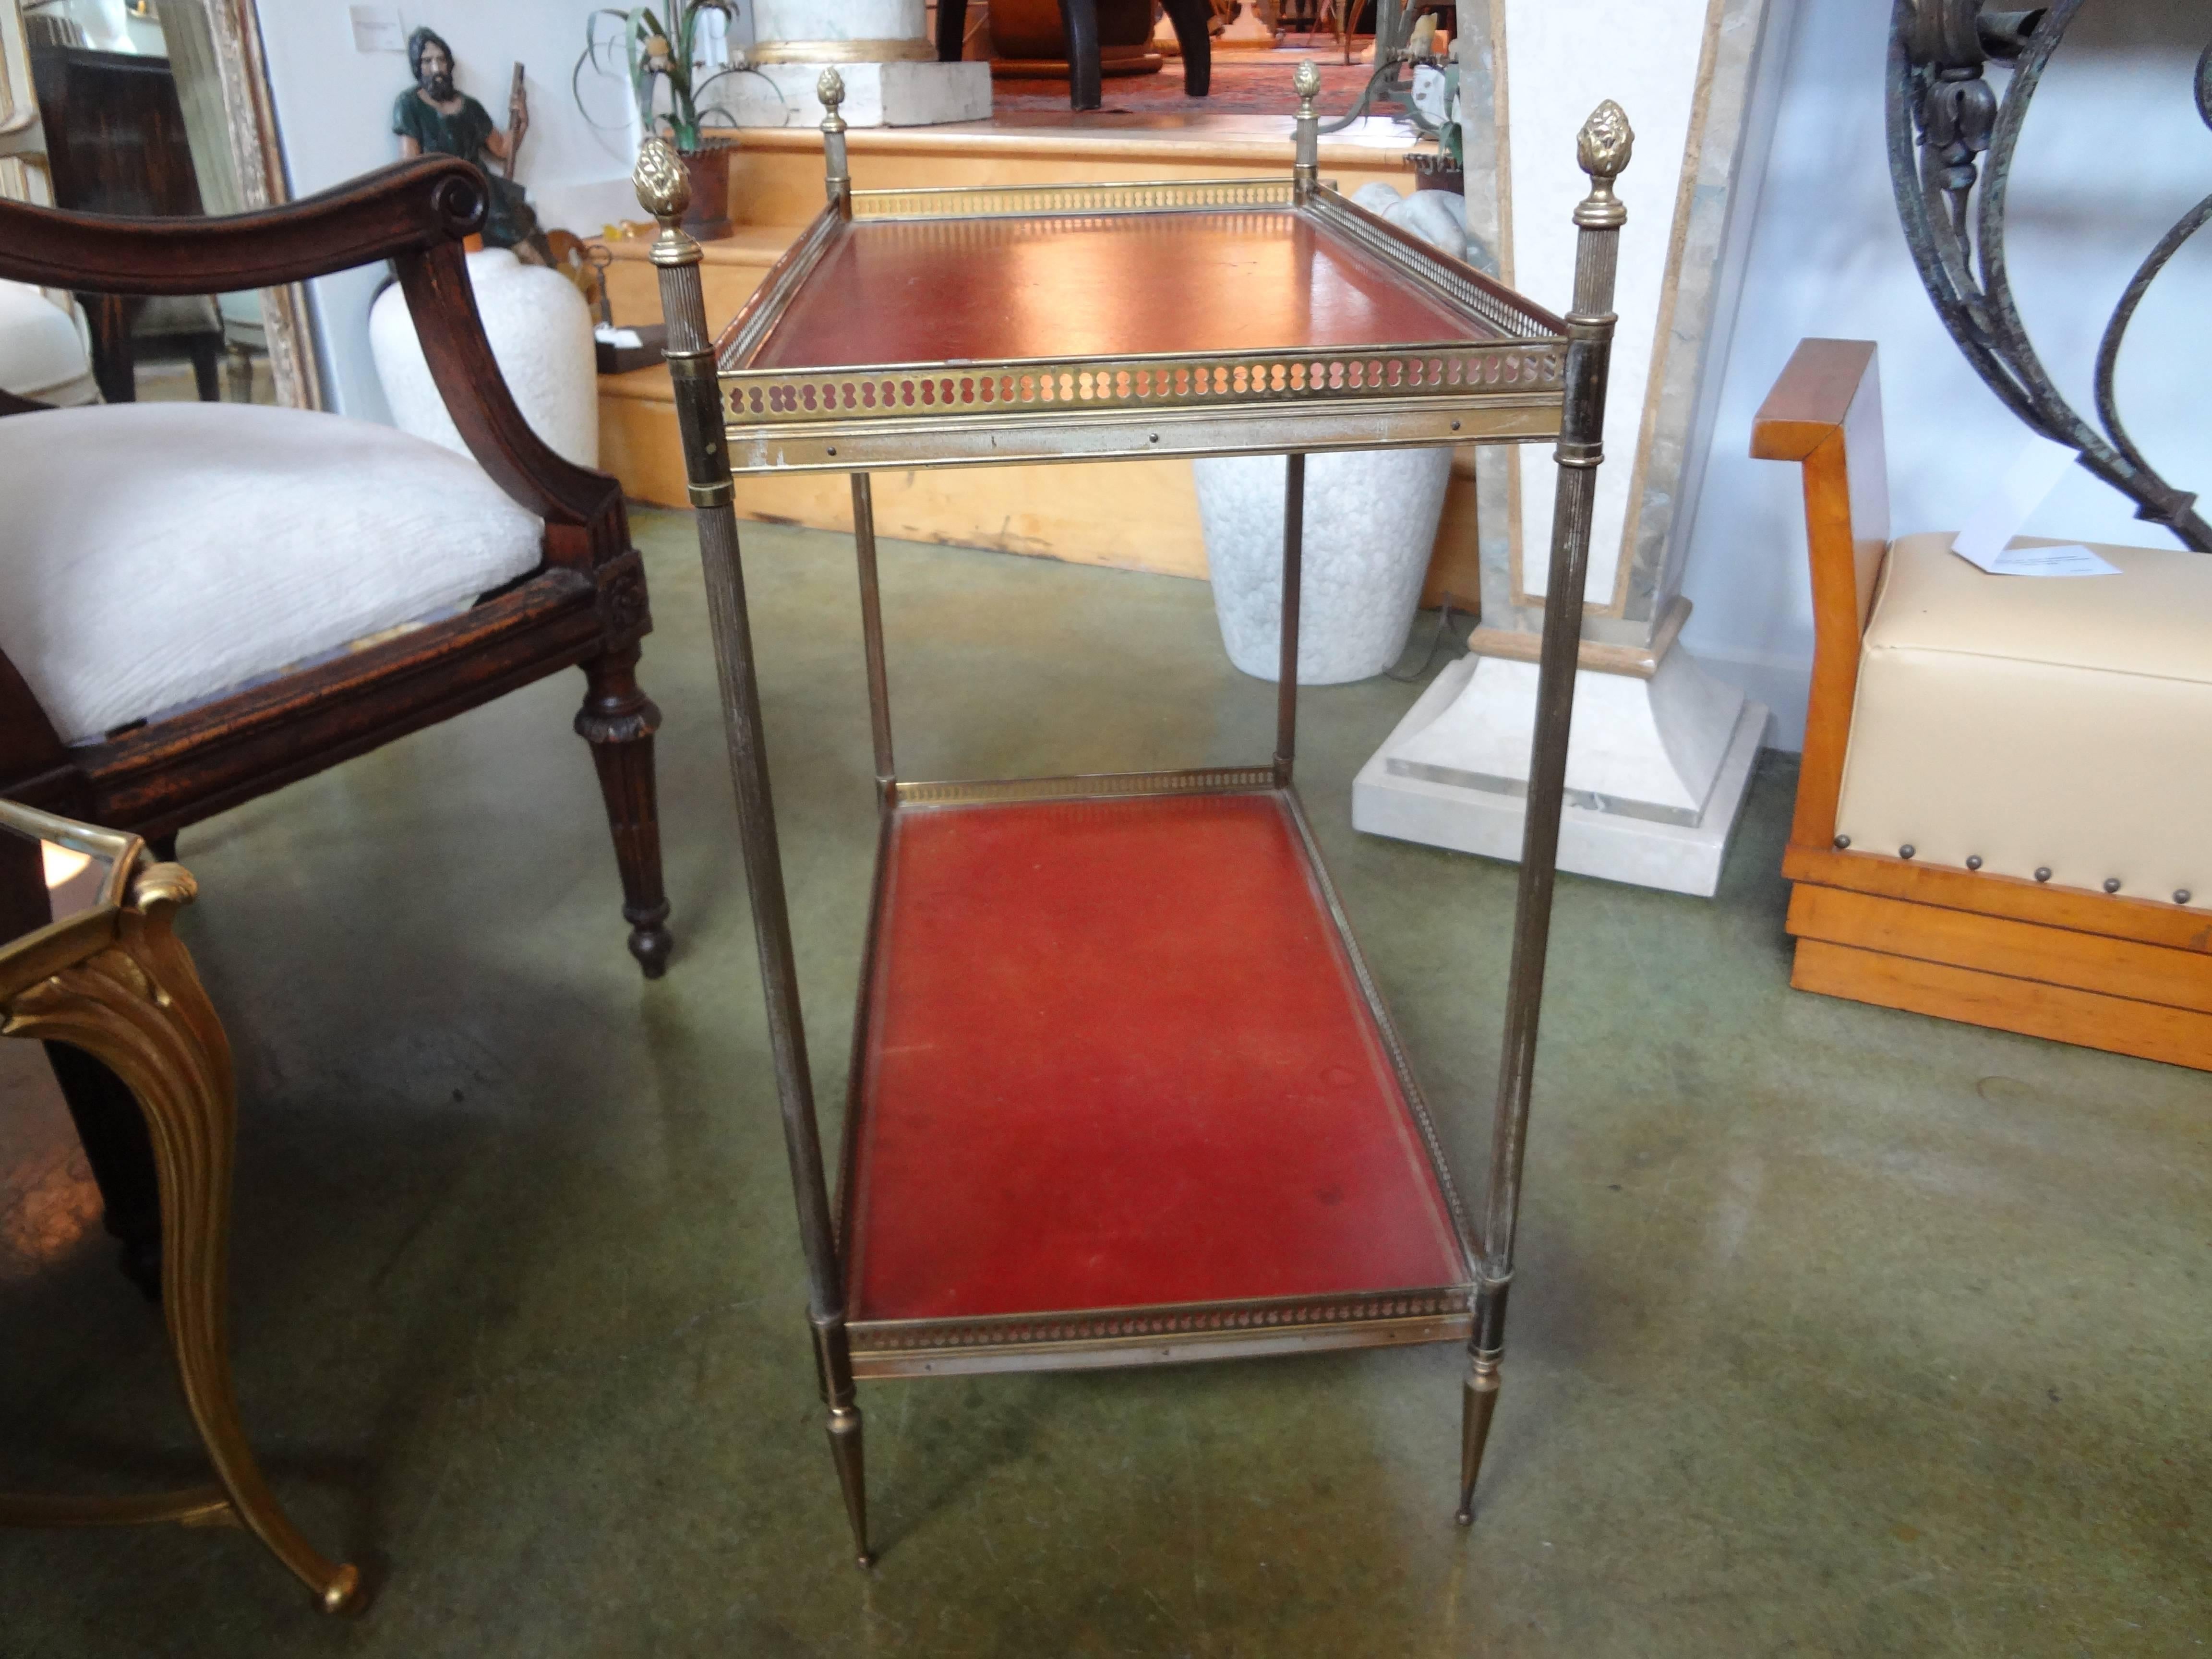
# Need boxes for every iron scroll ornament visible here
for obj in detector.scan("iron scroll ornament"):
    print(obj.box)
[1888,0,2212,552]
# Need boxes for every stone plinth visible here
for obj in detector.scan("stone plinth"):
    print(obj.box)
[1351,0,1795,894]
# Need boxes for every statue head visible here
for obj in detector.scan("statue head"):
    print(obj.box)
[409,27,456,100]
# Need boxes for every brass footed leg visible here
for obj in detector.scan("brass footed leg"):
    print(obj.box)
[812,1315,873,1567]
[1,848,360,1612]
[1455,1350,1501,1527]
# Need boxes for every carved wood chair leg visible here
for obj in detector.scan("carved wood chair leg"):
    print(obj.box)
[80,292,137,404]
[1165,0,1214,95]
[187,334,222,403]
[575,646,673,978]
[935,0,969,60]
[48,1042,165,1300]
[1062,0,1104,111]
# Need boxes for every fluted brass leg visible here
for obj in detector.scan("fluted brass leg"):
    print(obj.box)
[1455,1351,1501,1526]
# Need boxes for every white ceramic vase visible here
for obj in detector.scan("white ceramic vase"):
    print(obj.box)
[1194,447,1454,684]
[369,247,598,470]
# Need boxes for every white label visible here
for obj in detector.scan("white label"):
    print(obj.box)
[1982,542,2121,578]
[1950,433,2079,572]
[350,6,405,53]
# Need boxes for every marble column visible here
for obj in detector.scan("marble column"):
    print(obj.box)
[1354,0,1798,897]
[733,0,991,126]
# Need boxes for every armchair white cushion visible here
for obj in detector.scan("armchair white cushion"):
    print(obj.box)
[0,277,96,406]
[1834,531,2212,909]
[0,401,542,745]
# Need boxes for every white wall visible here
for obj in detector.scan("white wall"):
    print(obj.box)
[256,2,640,421]
[1674,0,2210,747]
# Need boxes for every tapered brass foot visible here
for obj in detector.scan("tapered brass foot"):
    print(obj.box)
[319,1563,363,1614]
[826,1404,873,1567]
[1454,1352,1501,1526]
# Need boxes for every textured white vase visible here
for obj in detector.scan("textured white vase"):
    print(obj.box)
[369,247,598,470]
[1194,447,1454,684]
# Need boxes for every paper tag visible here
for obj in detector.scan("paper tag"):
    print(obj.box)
[1983,542,2121,577]
[349,5,405,52]
[1951,433,2080,571]
[1948,433,2120,575]
[594,324,644,349]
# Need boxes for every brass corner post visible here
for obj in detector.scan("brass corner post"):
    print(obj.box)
[1458,100,1633,1528]
[632,140,870,1568]
[1274,451,1306,786]
[1292,59,1322,200]
[819,68,852,217]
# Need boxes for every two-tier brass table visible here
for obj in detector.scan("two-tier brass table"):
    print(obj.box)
[634,67,1634,1564]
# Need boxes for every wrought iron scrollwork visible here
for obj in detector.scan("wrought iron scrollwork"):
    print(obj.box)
[1889,0,2211,551]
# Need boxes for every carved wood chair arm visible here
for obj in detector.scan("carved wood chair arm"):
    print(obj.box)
[0,155,486,295]
[0,156,624,547]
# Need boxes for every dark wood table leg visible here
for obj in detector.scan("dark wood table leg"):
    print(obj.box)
[1166,0,1214,95]
[1063,0,1103,110]
[0,829,162,1299]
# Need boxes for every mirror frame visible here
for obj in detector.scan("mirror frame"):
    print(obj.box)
[166,0,323,409]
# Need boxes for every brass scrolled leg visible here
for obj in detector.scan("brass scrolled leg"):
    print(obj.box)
[1,846,359,1613]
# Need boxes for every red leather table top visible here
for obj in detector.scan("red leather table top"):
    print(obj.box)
[750,211,1492,372]
[845,792,1468,1325]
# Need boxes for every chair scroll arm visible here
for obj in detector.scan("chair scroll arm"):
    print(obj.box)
[1752,337,1891,859]
[0,156,488,297]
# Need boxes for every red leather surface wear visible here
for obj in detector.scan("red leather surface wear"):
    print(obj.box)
[752,211,1491,371]
[846,792,1467,1323]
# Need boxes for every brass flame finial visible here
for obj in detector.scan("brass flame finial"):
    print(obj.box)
[1294,58,1321,109]
[818,66,846,129]
[632,135,690,224]
[1574,101,1633,228]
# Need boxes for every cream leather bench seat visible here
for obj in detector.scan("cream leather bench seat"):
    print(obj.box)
[1834,531,2210,912]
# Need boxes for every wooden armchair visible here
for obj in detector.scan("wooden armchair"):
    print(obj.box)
[1753,338,2212,1070]
[0,155,672,1284]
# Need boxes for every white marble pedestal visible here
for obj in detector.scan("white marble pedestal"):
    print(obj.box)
[738,0,992,126]
[726,60,991,128]
[1352,645,1767,897]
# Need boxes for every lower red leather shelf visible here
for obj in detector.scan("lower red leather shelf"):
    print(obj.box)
[842,789,1469,1327]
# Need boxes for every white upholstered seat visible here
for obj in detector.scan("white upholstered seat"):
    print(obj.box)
[0,401,543,745]
[1835,531,2212,909]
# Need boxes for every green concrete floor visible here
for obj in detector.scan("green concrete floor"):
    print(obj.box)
[2,509,2206,1656]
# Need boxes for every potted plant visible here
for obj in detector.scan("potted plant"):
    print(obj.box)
[578,4,744,238]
